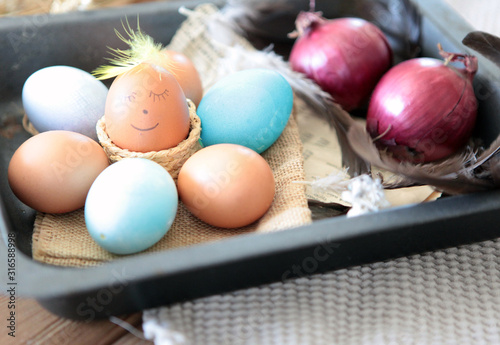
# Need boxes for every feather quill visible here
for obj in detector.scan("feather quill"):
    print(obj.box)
[346,123,498,195]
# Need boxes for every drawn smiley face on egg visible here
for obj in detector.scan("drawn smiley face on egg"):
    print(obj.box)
[104,62,190,152]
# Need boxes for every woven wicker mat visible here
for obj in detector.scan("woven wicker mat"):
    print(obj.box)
[143,237,500,345]
[31,4,312,267]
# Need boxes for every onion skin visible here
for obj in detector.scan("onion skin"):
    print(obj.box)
[289,13,392,111]
[366,52,478,163]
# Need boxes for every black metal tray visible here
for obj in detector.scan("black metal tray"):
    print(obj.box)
[1,0,500,320]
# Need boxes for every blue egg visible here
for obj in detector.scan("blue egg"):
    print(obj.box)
[197,68,293,153]
[84,158,178,255]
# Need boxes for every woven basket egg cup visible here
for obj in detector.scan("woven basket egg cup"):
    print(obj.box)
[96,99,202,183]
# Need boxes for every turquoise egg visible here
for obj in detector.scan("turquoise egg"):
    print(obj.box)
[84,158,178,255]
[197,68,293,153]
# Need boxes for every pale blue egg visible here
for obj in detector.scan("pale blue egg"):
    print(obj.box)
[84,158,178,255]
[22,65,108,141]
[197,68,293,153]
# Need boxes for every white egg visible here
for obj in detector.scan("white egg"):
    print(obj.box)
[22,65,108,141]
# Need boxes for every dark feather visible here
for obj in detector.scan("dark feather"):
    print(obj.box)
[488,156,500,185]
[346,124,499,195]
[308,199,350,220]
[220,0,422,61]
[219,0,300,52]
[463,134,500,171]
[353,0,422,61]
[462,31,500,68]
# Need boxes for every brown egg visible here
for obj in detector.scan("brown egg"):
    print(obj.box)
[177,144,275,228]
[160,50,203,106]
[8,130,109,214]
[104,62,190,153]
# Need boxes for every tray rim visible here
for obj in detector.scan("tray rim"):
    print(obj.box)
[5,187,500,298]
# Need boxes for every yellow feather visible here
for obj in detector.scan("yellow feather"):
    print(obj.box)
[92,18,169,80]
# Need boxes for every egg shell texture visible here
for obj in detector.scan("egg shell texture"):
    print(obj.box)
[22,65,108,141]
[85,158,178,255]
[7,130,110,213]
[197,68,293,153]
[177,143,275,228]
[161,50,204,106]
[104,63,190,153]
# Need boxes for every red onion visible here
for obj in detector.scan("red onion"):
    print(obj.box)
[288,11,392,111]
[366,47,478,163]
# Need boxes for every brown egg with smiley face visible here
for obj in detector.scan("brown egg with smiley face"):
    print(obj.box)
[104,62,190,153]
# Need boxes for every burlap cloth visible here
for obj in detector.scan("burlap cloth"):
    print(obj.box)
[143,237,500,345]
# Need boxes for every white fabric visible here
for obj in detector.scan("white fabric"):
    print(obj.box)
[143,238,500,345]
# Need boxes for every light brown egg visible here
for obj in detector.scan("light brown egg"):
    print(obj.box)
[104,62,190,153]
[160,50,203,106]
[177,144,275,228]
[8,130,109,214]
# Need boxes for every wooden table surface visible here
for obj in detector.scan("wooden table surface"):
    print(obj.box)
[1,1,500,344]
